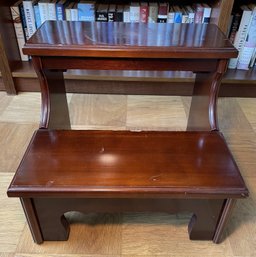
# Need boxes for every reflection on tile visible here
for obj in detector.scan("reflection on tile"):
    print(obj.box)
[0,123,37,173]
[0,93,40,124]
[16,213,122,255]
[237,98,256,132]
[69,94,127,128]
[0,173,25,252]
[126,96,187,131]
[121,213,231,256]
[218,98,254,133]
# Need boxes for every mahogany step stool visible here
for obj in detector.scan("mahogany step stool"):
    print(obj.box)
[7,21,248,244]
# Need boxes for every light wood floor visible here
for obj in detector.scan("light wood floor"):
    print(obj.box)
[0,91,256,257]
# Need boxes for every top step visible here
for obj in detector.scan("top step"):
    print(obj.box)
[23,21,237,59]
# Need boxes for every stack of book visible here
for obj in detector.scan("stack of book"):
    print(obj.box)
[10,0,213,61]
[227,4,256,70]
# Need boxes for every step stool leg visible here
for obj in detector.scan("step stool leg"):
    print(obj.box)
[33,198,70,241]
[20,198,43,244]
[213,199,237,243]
[187,199,225,242]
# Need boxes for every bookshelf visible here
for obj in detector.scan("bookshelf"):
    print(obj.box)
[0,0,256,96]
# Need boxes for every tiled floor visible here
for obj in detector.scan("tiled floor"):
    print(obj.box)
[0,91,255,257]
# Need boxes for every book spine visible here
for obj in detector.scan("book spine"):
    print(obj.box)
[185,6,195,23]
[10,3,29,61]
[130,5,140,22]
[157,3,168,23]
[194,4,204,23]
[48,2,57,20]
[108,5,116,22]
[123,5,130,22]
[174,6,182,23]
[33,4,41,28]
[237,8,256,70]
[78,3,95,21]
[228,13,241,44]
[38,2,49,24]
[56,2,65,20]
[19,2,29,40]
[23,0,36,38]
[202,5,211,23]
[167,11,175,23]
[140,4,148,23]
[115,6,124,22]
[148,3,158,23]
[249,48,256,68]
[229,8,252,69]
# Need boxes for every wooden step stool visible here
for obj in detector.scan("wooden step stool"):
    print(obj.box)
[7,21,248,244]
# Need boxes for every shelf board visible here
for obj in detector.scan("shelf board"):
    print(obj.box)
[11,61,256,84]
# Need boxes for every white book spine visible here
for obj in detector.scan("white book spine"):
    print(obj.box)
[202,7,211,23]
[71,8,78,21]
[167,12,174,23]
[237,7,256,70]
[48,2,57,20]
[23,0,36,38]
[228,8,252,69]
[38,2,49,24]
[10,4,29,61]
[123,6,130,22]
[130,5,140,22]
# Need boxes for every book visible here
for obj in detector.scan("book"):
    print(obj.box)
[70,2,79,21]
[48,0,57,20]
[10,0,29,61]
[249,48,256,68]
[65,1,73,21]
[173,5,182,23]
[108,4,116,22]
[167,6,175,23]
[123,5,130,22]
[237,5,256,70]
[185,5,195,23]
[148,2,158,23]
[140,2,148,23]
[181,6,189,23]
[157,2,168,23]
[115,5,124,22]
[95,4,108,22]
[56,0,67,20]
[130,2,140,23]
[33,3,41,28]
[202,3,211,23]
[38,0,49,24]
[228,12,242,44]
[23,0,37,38]
[228,5,253,69]
[194,3,204,23]
[78,0,95,21]
[19,2,29,40]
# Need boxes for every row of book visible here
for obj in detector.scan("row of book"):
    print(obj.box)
[227,4,256,70]
[11,0,212,61]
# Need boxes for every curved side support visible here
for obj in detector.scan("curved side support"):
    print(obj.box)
[187,60,228,131]
[32,56,71,129]
[32,57,50,128]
